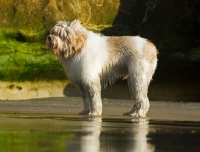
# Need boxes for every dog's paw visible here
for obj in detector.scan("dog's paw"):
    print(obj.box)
[78,110,89,115]
[79,109,102,115]
[88,110,102,116]
[123,111,145,117]
[123,102,148,117]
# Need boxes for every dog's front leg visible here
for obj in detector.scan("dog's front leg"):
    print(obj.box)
[86,80,102,116]
[77,85,90,115]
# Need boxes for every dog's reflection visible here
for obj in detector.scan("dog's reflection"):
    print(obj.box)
[79,117,101,152]
[67,116,101,152]
[127,119,155,152]
[67,117,154,152]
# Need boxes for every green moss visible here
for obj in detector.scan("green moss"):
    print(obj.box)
[0,29,66,81]
[0,28,48,42]
[16,29,49,42]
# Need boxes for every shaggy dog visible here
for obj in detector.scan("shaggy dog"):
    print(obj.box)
[46,20,158,117]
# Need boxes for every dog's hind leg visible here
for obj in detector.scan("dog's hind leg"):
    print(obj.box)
[123,62,150,117]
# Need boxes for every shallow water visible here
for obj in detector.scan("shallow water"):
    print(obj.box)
[0,115,200,152]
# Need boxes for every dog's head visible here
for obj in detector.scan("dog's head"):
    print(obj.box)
[46,20,87,58]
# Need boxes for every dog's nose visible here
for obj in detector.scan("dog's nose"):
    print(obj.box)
[48,36,51,41]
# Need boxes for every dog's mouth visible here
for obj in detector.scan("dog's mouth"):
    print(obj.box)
[50,42,57,50]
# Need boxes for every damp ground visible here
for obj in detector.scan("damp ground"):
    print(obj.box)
[0,97,200,152]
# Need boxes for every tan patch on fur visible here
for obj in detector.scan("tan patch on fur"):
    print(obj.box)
[106,37,158,64]
[143,40,158,63]
[106,37,130,66]
[107,36,143,56]
[107,36,133,52]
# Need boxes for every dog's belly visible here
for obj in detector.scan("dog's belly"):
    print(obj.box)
[100,64,129,84]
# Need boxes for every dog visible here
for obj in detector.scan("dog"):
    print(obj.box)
[46,20,158,117]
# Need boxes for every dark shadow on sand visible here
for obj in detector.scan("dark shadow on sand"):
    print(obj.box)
[63,81,131,100]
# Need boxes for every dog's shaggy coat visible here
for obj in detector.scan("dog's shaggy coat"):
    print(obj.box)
[46,20,158,117]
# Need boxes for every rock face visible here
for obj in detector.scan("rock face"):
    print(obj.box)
[0,0,118,31]
[102,0,200,49]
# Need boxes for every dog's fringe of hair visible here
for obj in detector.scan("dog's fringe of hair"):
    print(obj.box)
[50,20,87,58]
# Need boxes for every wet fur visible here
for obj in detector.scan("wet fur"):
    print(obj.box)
[46,20,158,117]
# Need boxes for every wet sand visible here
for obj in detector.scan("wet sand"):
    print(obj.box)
[0,98,200,152]
[0,97,200,121]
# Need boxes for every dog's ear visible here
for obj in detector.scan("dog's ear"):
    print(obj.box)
[63,20,87,58]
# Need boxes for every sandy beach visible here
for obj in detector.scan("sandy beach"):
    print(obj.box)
[0,97,199,122]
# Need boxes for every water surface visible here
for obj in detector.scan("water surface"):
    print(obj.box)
[0,115,200,152]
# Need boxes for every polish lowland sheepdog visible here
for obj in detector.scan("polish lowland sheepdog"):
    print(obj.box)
[46,20,158,117]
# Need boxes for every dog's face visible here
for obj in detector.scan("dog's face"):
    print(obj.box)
[46,22,67,58]
[46,20,87,58]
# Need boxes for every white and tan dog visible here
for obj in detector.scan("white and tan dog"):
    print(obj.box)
[46,20,158,117]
